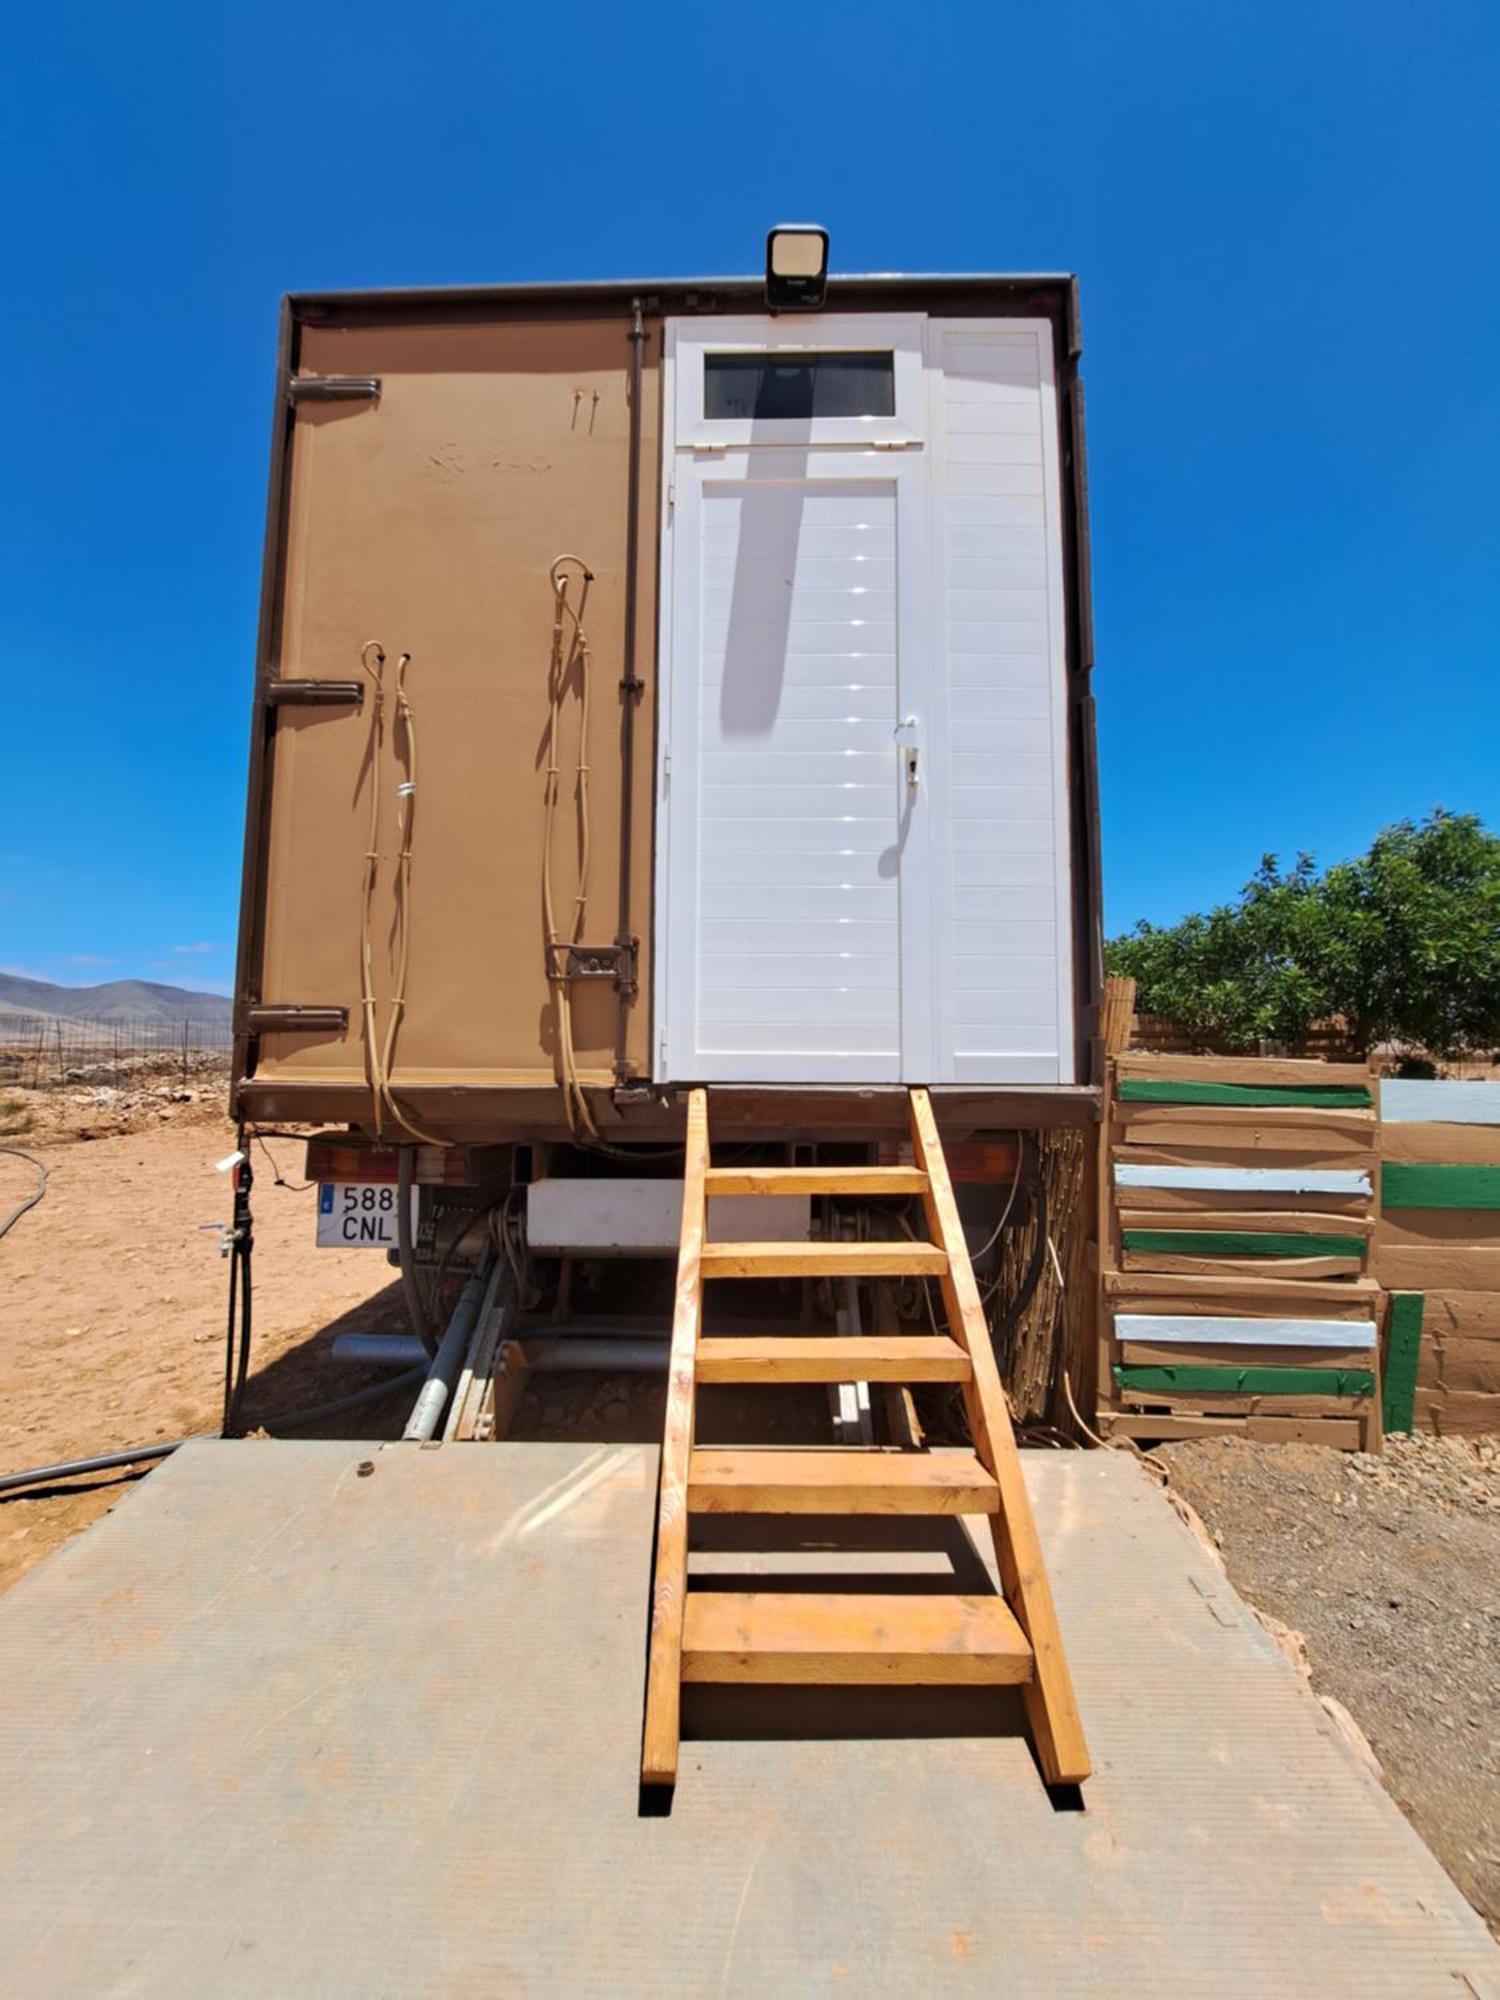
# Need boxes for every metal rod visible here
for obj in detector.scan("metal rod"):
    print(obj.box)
[614,298,646,1083]
[330,1332,430,1369]
[522,1337,667,1373]
[403,1257,500,1442]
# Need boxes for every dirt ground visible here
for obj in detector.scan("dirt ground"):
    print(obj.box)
[0,1086,412,1592]
[1156,1434,1500,1932]
[3,1082,1497,1935]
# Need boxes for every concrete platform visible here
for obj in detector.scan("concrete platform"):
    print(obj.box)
[0,1439,1495,1995]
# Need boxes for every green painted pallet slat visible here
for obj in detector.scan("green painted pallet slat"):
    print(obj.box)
[1115,1364,1376,1398]
[1382,1293,1425,1434]
[1121,1229,1367,1260]
[1117,1079,1374,1109]
[1380,1162,1500,1212]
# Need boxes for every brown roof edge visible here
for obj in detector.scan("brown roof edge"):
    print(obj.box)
[287,271,1082,332]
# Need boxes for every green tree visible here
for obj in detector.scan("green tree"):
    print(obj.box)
[1105,810,1500,1058]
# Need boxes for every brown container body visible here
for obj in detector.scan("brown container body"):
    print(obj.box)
[232,277,1103,1143]
[238,312,658,1129]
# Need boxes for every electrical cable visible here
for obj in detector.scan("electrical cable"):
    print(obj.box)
[356,639,388,1137]
[354,641,446,1148]
[427,1196,495,1310]
[971,1131,1026,1268]
[491,1187,531,1305]
[0,1147,47,1240]
[260,1366,427,1433]
[541,558,602,1146]
[893,1134,1027,1340]
[376,648,443,1143]
[987,1156,1050,1348]
[1045,1228,1157,1467]
[251,1131,314,1191]
[0,1370,431,1499]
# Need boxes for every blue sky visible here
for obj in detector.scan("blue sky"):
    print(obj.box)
[2,0,1496,995]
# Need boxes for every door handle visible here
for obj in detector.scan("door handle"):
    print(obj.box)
[896,716,920,789]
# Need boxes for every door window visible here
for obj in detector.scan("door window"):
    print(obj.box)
[703,351,896,421]
[673,314,926,451]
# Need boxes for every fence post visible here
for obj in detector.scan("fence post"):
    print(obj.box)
[1101,975,1137,1058]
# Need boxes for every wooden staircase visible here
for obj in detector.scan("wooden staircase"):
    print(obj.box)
[641,1087,1091,1790]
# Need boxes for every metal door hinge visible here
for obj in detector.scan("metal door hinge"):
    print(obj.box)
[287,376,381,406]
[662,745,671,778]
[266,679,365,709]
[871,436,922,451]
[246,1005,349,1034]
[546,939,638,995]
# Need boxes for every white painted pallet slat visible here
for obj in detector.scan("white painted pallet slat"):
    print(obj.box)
[1114,1314,1377,1351]
[1379,1080,1500,1126]
[1113,1165,1373,1196]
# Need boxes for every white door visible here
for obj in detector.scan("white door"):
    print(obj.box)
[654,314,1075,1087]
[656,316,935,1083]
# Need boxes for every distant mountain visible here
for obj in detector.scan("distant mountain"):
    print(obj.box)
[0,973,233,1027]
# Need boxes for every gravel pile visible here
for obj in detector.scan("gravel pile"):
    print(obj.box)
[1345,1428,1500,1519]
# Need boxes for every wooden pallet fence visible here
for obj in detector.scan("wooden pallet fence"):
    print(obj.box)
[1099,1053,1382,1450]
[1373,1080,1500,1437]
[1129,1014,1359,1062]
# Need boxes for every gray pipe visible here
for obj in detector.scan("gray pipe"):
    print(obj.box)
[330,1332,430,1370]
[403,1257,500,1442]
[522,1337,666,1373]
[514,1321,669,1341]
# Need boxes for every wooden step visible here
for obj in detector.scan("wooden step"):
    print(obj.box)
[681,1591,1034,1685]
[642,1084,1090,1794]
[704,1166,929,1197]
[700,1240,946,1280]
[695,1334,971,1385]
[687,1447,1000,1515]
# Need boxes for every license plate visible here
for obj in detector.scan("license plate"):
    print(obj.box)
[316,1182,411,1249]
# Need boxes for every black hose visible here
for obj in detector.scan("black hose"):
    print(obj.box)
[220,1239,240,1435]
[220,1139,255,1436]
[0,1146,48,1240]
[0,1441,181,1494]
[261,1365,427,1432]
[0,1368,430,1498]
[232,1223,253,1421]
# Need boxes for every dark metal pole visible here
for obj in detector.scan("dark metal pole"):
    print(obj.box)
[615,299,646,1083]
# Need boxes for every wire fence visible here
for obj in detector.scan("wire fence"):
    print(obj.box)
[0,1014,234,1091]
